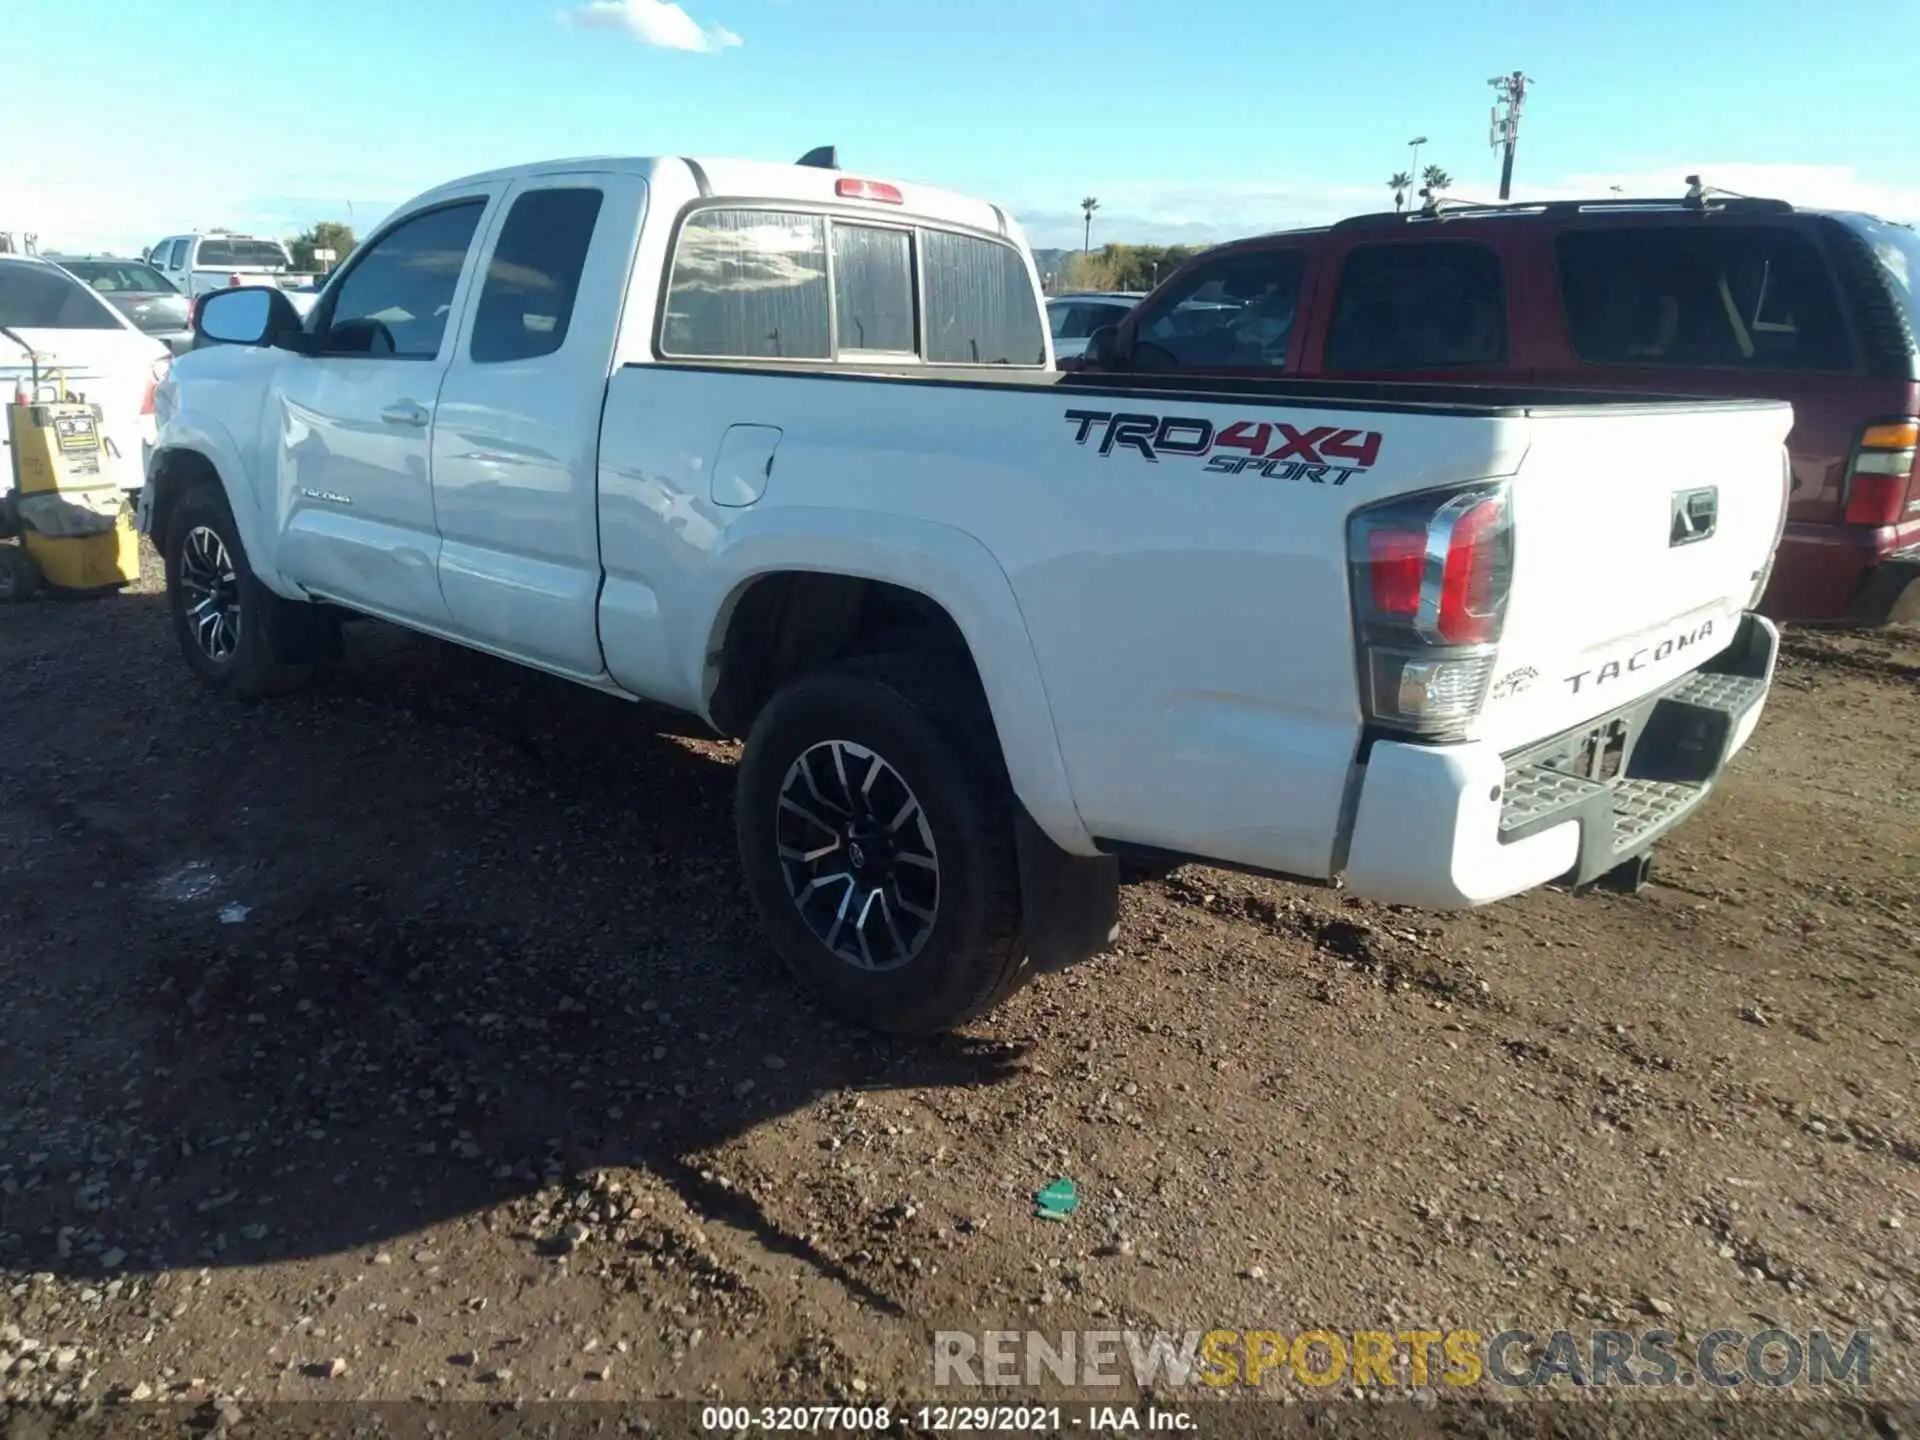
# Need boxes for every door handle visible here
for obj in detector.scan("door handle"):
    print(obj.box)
[380,402,429,427]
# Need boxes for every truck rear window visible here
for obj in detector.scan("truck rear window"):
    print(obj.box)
[921,231,1044,365]
[196,238,291,269]
[660,206,1043,365]
[1555,225,1852,372]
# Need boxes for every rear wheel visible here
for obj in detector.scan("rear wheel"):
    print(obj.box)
[165,484,317,699]
[736,652,1028,1035]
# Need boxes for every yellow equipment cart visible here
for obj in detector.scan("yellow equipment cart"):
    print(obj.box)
[1,379,142,602]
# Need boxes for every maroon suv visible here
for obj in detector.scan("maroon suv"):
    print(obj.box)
[1075,194,1920,624]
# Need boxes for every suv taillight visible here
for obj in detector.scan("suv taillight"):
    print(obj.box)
[1347,484,1513,740]
[1843,419,1919,526]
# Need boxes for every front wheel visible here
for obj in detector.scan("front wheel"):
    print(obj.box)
[0,544,40,603]
[164,484,314,699]
[735,654,1028,1035]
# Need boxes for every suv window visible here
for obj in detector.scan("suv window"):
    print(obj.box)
[470,187,604,364]
[1557,225,1853,373]
[323,201,486,359]
[662,209,831,360]
[1839,214,1920,341]
[1327,241,1506,370]
[832,224,915,354]
[922,230,1044,365]
[1130,250,1306,369]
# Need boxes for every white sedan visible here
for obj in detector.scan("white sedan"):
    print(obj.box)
[1,255,172,500]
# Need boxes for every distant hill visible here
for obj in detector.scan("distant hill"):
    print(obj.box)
[1032,247,1073,278]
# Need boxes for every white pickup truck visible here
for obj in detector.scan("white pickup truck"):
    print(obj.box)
[142,151,1792,1034]
[148,232,322,312]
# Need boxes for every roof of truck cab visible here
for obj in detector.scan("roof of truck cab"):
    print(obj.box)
[406,156,1019,242]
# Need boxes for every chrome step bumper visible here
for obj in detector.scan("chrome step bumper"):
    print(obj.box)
[1496,615,1776,887]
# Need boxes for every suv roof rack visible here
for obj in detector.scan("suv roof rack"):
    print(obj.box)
[1331,191,1795,234]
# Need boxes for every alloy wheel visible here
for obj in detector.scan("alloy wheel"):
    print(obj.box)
[179,524,242,662]
[775,739,940,971]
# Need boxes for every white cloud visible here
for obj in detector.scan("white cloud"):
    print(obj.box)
[1010,163,1920,252]
[562,0,741,52]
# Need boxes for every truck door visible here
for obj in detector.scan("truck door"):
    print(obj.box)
[269,193,495,627]
[429,172,646,678]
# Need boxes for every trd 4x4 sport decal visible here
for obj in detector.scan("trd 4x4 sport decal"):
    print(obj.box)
[1064,409,1383,486]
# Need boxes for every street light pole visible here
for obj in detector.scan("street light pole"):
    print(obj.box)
[1409,135,1428,194]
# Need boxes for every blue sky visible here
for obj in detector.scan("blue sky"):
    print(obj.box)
[5,0,1918,254]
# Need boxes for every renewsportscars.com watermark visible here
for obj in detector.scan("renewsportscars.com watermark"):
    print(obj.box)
[934,1328,1874,1391]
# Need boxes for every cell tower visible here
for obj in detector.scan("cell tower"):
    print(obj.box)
[1488,71,1532,202]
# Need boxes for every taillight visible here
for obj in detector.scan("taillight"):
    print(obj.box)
[142,355,170,416]
[1752,448,1792,609]
[1347,484,1513,740]
[1843,419,1919,526]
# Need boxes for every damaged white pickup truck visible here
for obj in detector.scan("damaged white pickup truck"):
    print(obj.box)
[143,150,1791,1032]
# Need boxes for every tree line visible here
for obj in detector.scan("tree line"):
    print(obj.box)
[1056,243,1209,293]
[286,221,356,272]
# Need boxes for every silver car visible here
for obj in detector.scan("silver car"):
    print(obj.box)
[51,256,194,356]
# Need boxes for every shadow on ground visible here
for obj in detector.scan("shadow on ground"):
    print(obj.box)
[0,592,1027,1310]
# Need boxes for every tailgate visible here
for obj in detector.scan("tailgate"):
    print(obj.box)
[191,266,304,290]
[1475,400,1792,750]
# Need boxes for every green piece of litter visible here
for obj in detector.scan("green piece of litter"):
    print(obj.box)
[1033,1177,1079,1218]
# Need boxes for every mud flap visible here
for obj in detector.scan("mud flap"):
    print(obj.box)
[1014,808,1119,973]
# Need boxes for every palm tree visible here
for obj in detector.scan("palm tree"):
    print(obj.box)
[1422,164,1454,197]
[1080,196,1100,253]
[1388,171,1413,212]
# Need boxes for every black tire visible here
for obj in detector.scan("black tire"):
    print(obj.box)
[0,543,40,602]
[164,483,314,700]
[736,651,1028,1035]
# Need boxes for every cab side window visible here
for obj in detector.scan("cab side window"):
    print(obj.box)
[1326,242,1506,371]
[322,201,486,359]
[470,188,604,364]
[1129,250,1306,369]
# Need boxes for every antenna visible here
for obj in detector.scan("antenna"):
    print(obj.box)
[796,146,840,171]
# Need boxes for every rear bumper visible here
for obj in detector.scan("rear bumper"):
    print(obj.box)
[1845,548,1920,626]
[1342,612,1779,909]
[1769,520,1920,622]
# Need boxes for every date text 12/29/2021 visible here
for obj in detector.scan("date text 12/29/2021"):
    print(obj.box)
[699,1405,1196,1432]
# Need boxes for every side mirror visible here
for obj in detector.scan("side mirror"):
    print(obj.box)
[195,286,302,348]
[1081,324,1128,371]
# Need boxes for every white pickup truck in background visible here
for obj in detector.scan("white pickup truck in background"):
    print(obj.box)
[147,232,322,312]
[143,150,1792,1033]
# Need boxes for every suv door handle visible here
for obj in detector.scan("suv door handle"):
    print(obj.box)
[380,402,429,427]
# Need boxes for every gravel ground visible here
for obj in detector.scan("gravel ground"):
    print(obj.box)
[0,546,1914,1434]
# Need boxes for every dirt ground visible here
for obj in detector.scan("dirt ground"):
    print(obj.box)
[1,546,1915,1434]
